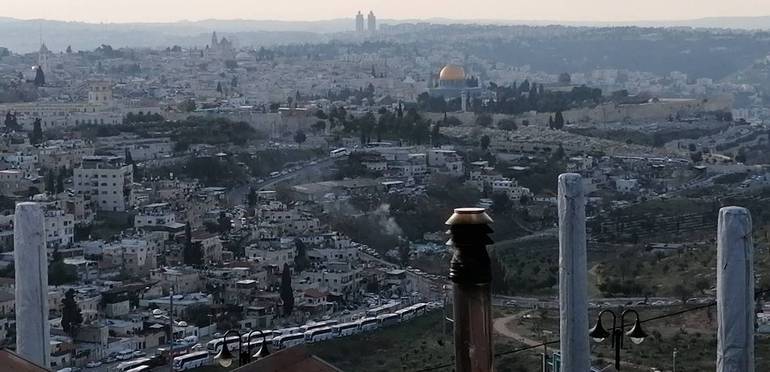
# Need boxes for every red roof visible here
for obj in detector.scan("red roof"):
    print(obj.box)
[232,346,342,372]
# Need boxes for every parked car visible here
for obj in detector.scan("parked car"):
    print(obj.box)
[86,361,102,368]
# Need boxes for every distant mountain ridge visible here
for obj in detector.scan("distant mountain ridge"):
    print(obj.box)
[1,15,770,53]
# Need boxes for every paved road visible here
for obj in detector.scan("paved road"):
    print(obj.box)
[228,157,335,205]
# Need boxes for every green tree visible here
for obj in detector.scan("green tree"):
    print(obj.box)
[61,289,83,337]
[497,118,517,131]
[185,304,213,327]
[56,168,66,194]
[124,148,134,165]
[553,111,565,130]
[49,260,78,286]
[183,224,203,266]
[293,239,310,272]
[397,244,410,268]
[293,130,307,147]
[45,171,55,193]
[431,122,442,146]
[279,263,294,316]
[29,118,43,145]
[475,113,493,127]
[480,135,490,151]
[178,99,197,112]
[246,187,258,207]
[34,66,45,87]
[4,111,19,130]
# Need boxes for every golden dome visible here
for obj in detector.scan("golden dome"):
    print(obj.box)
[439,65,466,81]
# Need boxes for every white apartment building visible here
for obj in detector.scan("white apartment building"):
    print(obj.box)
[134,203,178,229]
[74,156,133,211]
[43,207,75,249]
[427,149,464,177]
[245,243,295,268]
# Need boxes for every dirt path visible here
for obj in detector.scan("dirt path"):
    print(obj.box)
[492,310,541,346]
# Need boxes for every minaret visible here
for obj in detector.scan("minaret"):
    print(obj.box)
[38,43,49,76]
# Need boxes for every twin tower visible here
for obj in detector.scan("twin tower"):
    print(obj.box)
[356,11,376,34]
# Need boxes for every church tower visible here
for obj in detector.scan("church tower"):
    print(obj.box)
[38,43,50,80]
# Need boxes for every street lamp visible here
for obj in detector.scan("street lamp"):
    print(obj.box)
[214,329,272,368]
[214,330,240,368]
[589,309,648,370]
[244,330,271,362]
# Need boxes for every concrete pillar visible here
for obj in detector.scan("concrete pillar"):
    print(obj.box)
[557,173,590,372]
[717,206,754,372]
[14,202,50,367]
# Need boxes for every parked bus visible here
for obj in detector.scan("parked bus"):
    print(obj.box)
[172,351,210,371]
[359,317,379,332]
[330,148,349,157]
[272,333,306,349]
[377,313,401,327]
[304,327,335,343]
[412,303,427,316]
[332,322,361,337]
[396,307,416,322]
[206,337,241,355]
[125,367,151,372]
[302,320,338,333]
[242,330,275,343]
[276,326,303,336]
[366,302,400,317]
[114,358,152,372]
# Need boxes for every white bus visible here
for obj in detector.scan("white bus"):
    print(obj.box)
[125,367,151,372]
[412,303,427,316]
[242,330,275,343]
[332,322,361,337]
[366,302,400,317]
[359,317,379,332]
[274,326,303,337]
[330,148,349,157]
[173,351,210,371]
[302,320,338,333]
[273,333,306,349]
[396,307,416,322]
[377,313,401,327]
[114,358,152,372]
[206,337,241,355]
[304,327,335,343]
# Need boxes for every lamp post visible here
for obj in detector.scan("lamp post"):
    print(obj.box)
[214,329,271,368]
[588,309,648,371]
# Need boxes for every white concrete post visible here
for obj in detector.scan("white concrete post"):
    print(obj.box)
[557,173,590,372]
[14,202,50,367]
[717,206,754,372]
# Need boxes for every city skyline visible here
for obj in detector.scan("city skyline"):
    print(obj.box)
[4,0,770,24]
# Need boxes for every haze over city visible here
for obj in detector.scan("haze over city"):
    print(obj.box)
[4,0,770,23]
[3,1,770,372]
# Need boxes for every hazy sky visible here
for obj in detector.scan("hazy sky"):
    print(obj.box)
[4,0,770,23]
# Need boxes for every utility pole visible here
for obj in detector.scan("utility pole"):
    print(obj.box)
[673,349,677,372]
[169,286,174,372]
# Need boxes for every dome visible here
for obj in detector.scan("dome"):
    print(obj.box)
[439,65,466,81]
